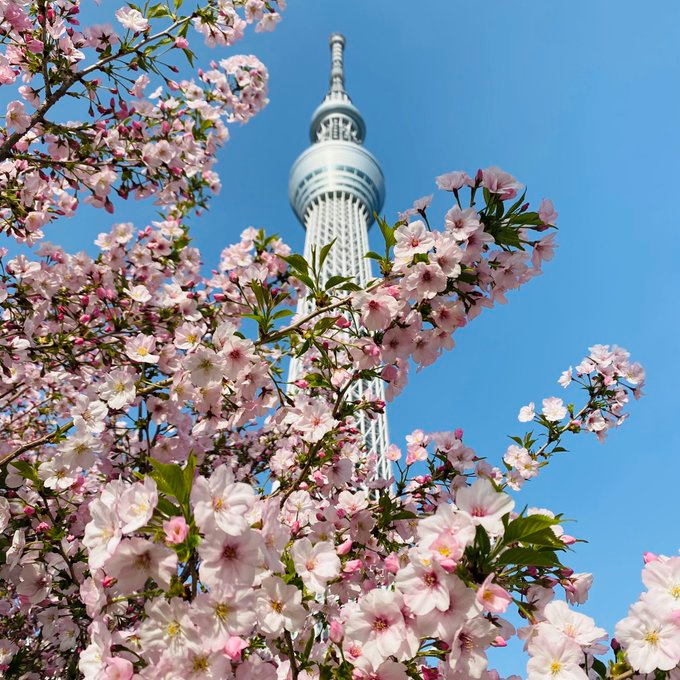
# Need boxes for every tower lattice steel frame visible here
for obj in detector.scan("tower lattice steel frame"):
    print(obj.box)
[288,33,391,481]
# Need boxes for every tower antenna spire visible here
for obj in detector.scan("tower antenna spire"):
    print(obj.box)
[329,33,346,96]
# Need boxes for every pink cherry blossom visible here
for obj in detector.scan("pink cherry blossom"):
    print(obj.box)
[455,478,515,535]
[542,396,567,422]
[291,538,341,594]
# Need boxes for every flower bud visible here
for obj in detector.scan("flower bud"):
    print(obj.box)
[384,552,400,574]
[329,619,343,644]
[223,636,247,661]
[336,538,352,555]
[342,559,362,574]
[163,516,189,545]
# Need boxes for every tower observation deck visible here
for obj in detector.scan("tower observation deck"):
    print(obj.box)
[288,34,391,481]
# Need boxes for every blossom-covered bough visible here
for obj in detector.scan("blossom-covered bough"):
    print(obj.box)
[0,2,676,680]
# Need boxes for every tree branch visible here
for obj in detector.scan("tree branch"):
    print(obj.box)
[0,16,192,163]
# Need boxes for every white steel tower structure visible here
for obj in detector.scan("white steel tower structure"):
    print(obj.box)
[288,34,391,480]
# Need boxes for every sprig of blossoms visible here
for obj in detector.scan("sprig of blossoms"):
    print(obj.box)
[0,0,284,242]
[503,344,645,490]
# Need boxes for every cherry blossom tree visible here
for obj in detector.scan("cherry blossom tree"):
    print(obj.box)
[0,2,676,680]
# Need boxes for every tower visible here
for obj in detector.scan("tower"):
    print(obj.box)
[288,34,391,481]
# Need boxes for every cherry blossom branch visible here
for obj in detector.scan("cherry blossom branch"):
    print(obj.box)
[258,278,388,346]
[0,17,192,162]
[0,379,171,468]
[0,420,73,468]
[284,631,299,680]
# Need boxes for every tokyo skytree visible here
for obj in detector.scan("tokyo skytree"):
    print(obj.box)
[288,34,391,480]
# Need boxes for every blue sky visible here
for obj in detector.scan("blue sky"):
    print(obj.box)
[5,1,680,675]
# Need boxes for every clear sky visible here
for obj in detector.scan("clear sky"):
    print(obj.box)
[5,1,680,675]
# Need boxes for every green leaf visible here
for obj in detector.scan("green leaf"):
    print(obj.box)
[473,523,491,556]
[272,309,293,320]
[183,453,196,497]
[391,510,417,521]
[318,239,336,270]
[505,189,527,216]
[338,282,362,292]
[496,546,562,568]
[502,514,561,546]
[510,212,544,226]
[364,251,384,261]
[250,281,269,311]
[590,658,607,679]
[325,275,351,290]
[376,216,396,251]
[156,496,182,517]
[282,254,309,275]
[147,3,170,18]
[182,48,194,67]
[294,272,316,292]
[494,227,523,248]
[11,460,39,484]
[149,459,192,508]
[314,316,339,332]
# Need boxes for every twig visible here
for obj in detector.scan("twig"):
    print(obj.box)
[284,630,299,680]
[0,379,171,468]
[257,278,389,347]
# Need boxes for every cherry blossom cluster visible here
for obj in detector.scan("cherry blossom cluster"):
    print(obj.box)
[286,169,558,412]
[0,0,284,242]
[0,196,656,680]
[613,554,680,676]
[501,344,645,490]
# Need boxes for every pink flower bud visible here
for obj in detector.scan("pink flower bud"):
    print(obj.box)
[174,37,189,49]
[329,619,344,644]
[643,551,659,564]
[560,534,577,545]
[223,636,247,661]
[79,314,91,324]
[437,559,455,577]
[384,552,400,574]
[343,559,362,574]
[335,316,351,328]
[491,636,507,647]
[102,576,115,588]
[454,428,464,439]
[23,506,35,516]
[36,522,49,532]
[336,538,352,555]
[163,516,189,544]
